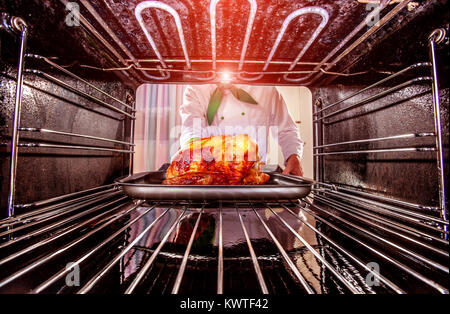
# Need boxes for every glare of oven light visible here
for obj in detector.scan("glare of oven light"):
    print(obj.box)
[220,71,232,83]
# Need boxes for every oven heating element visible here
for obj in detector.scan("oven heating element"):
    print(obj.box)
[74,0,408,84]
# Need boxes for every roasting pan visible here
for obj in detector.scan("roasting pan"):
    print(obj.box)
[115,166,315,201]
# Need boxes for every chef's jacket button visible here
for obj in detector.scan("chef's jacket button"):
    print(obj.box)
[220,116,224,120]
[241,112,245,116]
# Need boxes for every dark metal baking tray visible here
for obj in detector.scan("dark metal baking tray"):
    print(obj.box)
[115,171,315,201]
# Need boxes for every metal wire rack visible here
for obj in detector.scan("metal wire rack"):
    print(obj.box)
[0,186,447,294]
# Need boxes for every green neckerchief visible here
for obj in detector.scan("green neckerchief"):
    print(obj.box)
[206,83,258,125]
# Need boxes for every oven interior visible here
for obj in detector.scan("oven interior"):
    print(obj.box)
[0,0,448,294]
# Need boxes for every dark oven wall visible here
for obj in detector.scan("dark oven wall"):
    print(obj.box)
[311,83,449,208]
[0,1,135,217]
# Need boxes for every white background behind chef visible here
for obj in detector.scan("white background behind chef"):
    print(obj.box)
[274,86,313,178]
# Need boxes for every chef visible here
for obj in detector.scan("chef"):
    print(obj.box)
[179,82,304,176]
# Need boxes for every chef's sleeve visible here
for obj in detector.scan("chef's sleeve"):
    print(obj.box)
[179,85,223,147]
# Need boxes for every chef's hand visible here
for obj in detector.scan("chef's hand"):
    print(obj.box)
[282,154,303,176]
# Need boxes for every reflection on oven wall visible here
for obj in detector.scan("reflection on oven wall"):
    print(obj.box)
[133,84,313,175]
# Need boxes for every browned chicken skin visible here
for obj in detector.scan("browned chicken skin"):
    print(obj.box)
[163,134,270,185]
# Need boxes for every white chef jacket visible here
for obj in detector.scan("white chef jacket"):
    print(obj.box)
[179,84,303,163]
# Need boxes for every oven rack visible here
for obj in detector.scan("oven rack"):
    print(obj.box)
[0,185,447,294]
[313,30,448,235]
[73,0,411,84]
[25,55,134,118]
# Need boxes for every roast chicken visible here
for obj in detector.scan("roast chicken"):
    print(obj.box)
[163,134,270,185]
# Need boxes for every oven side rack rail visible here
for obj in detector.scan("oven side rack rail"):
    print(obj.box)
[312,29,448,235]
[1,14,136,217]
